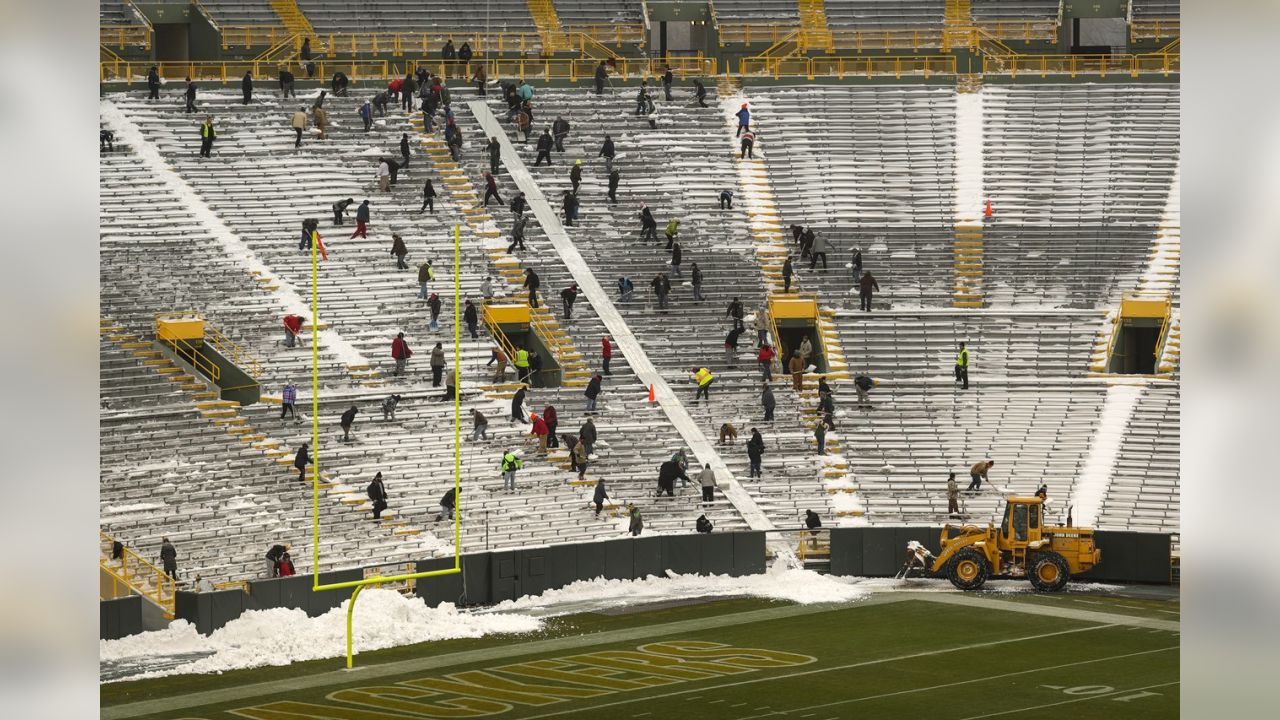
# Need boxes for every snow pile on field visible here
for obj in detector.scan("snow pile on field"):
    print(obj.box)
[482,565,870,617]
[100,589,541,680]
[101,567,867,680]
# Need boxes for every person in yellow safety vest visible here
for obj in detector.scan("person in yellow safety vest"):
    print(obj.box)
[693,366,714,403]
[500,450,522,492]
[199,116,216,158]
[955,342,970,391]
[514,347,531,385]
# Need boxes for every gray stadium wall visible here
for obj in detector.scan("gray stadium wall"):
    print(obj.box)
[100,595,144,640]
[140,528,1168,637]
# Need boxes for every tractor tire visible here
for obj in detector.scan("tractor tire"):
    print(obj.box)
[1029,552,1070,592]
[948,548,989,591]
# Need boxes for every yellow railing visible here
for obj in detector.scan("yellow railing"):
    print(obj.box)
[983,52,1179,78]
[101,59,391,84]
[221,24,289,49]
[100,531,177,617]
[565,24,646,46]
[100,24,152,51]
[742,55,957,79]
[973,20,1060,43]
[160,333,221,383]
[831,28,947,53]
[1131,18,1180,42]
[317,31,545,57]
[206,324,262,380]
[719,23,802,47]
[480,306,520,382]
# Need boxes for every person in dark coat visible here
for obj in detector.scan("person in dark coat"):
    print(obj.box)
[184,77,197,113]
[584,373,603,412]
[159,537,178,579]
[294,442,311,481]
[400,133,412,167]
[818,389,836,430]
[436,486,458,522]
[560,283,579,319]
[332,71,349,96]
[592,479,609,515]
[694,78,707,108]
[542,404,559,449]
[696,514,713,533]
[483,172,502,206]
[805,509,822,548]
[607,169,620,203]
[441,39,457,77]
[735,103,750,136]
[762,383,776,421]
[594,61,608,95]
[340,405,358,442]
[508,214,527,254]
[332,197,354,226]
[562,191,578,226]
[628,505,643,536]
[367,472,388,519]
[657,459,688,497]
[241,71,253,104]
[858,271,881,312]
[579,417,597,455]
[463,300,478,338]
[510,386,528,424]
[782,255,795,293]
[511,191,527,216]
[458,42,473,68]
[279,68,296,98]
[598,134,616,174]
[350,199,371,239]
[535,129,553,166]
[639,203,657,242]
[485,136,502,175]
[552,115,570,152]
[719,188,733,209]
[746,428,765,478]
[661,65,674,101]
[391,233,409,270]
[420,179,436,214]
[147,66,160,100]
[726,297,745,331]
[523,268,540,308]
[569,160,582,195]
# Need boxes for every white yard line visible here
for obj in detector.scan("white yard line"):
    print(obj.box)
[1073,382,1146,525]
[100,99,372,371]
[519,623,1123,719]
[467,100,776,535]
[957,681,1179,719]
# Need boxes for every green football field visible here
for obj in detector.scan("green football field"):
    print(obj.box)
[102,590,1179,720]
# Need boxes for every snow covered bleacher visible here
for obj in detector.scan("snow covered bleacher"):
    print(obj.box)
[99,73,1180,579]
[983,84,1180,308]
[200,1,283,26]
[553,1,645,28]
[970,1,1061,24]
[823,1,945,32]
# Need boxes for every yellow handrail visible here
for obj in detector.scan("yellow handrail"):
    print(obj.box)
[100,24,151,51]
[161,334,222,383]
[742,55,957,79]
[206,324,262,379]
[100,531,177,616]
[481,305,521,383]
[983,52,1179,78]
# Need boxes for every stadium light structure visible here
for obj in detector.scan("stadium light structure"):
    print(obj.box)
[308,224,464,669]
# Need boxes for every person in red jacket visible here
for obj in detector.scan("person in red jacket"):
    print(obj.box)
[391,332,412,375]
[388,77,403,102]
[531,413,549,455]
[757,344,776,382]
[543,405,559,449]
[601,335,613,375]
[283,314,304,348]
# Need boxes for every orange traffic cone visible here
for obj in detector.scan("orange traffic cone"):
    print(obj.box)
[984,199,993,219]
[648,384,656,403]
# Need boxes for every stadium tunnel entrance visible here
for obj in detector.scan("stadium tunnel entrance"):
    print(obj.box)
[482,303,563,388]
[155,313,261,404]
[768,294,828,373]
[1105,295,1172,375]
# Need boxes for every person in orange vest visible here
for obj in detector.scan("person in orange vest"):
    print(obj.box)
[531,413,549,455]
[692,366,715,404]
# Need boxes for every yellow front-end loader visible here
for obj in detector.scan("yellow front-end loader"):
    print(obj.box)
[904,496,1101,591]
